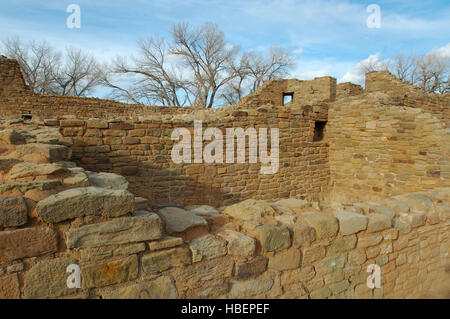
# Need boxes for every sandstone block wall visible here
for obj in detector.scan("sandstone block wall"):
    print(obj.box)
[41,103,329,207]
[327,91,450,204]
[0,125,448,299]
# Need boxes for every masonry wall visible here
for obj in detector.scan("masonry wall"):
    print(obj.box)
[49,103,330,207]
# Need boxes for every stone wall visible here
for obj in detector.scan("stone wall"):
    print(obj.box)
[327,89,450,204]
[41,102,330,207]
[0,126,448,299]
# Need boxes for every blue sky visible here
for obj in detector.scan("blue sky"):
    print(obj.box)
[1,0,449,96]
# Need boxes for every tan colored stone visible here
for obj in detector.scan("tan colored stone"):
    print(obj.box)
[268,249,301,271]
[141,247,191,273]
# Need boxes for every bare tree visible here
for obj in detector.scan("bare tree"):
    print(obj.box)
[170,22,240,108]
[103,37,192,106]
[220,47,295,105]
[1,38,104,96]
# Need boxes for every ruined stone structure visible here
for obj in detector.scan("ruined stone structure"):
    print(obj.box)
[0,56,449,299]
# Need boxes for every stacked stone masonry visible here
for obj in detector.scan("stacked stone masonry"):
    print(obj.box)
[0,57,449,298]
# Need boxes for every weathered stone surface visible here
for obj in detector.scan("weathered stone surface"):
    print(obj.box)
[114,243,146,256]
[357,234,383,248]
[280,266,315,286]
[0,196,28,227]
[333,211,368,235]
[0,273,20,298]
[404,212,426,228]
[0,180,60,194]
[66,213,162,248]
[0,129,28,144]
[223,199,275,222]
[142,247,191,273]
[348,248,367,265]
[302,212,339,239]
[134,197,149,211]
[369,205,397,219]
[149,236,183,251]
[63,170,88,186]
[17,143,71,162]
[379,199,409,215]
[291,225,316,248]
[327,235,357,255]
[302,245,326,264]
[367,213,392,232]
[24,258,77,298]
[185,205,220,216]
[103,275,178,299]
[275,214,297,225]
[9,162,68,179]
[37,187,134,223]
[0,156,22,173]
[259,225,291,252]
[229,277,274,298]
[85,171,129,190]
[158,207,207,234]
[0,227,58,263]
[171,257,234,291]
[268,249,301,271]
[82,255,138,289]
[398,194,434,213]
[189,235,227,262]
[275,198,309,209]
[233,256,267,280]
[217,230,255,256]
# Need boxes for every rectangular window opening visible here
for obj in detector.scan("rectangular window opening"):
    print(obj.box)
[282,92,294,106]
[313,121,327,142]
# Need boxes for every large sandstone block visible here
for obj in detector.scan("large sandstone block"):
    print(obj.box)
[0,196,28,227]
[367,213,392,232]
[85,171,129,190]
[141,247,191,273]
[259,225,291,252]
[0,227,58,263]
[157,207,207,234]
[0,156,22,173]
[82,255,138,289]
[327,235,357,255]
[291,225,316,248]
[229,277,274,298]
[223,199,275,222]
[233,256,267,280]
[24,258,78,298]
[0,273,20,298]
[171,257,234,292]
[66,213,162,248]
[302,212,339,239]
[37,187,134,223]
[17,143,71,162]
[217,230,256,256]
[274,198,309,209]
[333,211,368,235]
[189,235,227,262]
[268,249,301,271]
[102,275,178,299]
[9,162,68,179]
[0,129,28,145]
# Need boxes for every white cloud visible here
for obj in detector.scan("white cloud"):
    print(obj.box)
[429,43,450,58]
[340,53,386,84]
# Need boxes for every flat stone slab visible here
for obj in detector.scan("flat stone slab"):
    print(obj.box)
[217,230,256,257]
[333,211,368,235]
[275,198,309,209]
[0,227,58,263]
[36,186,134,223]
[0,196,28,227]
[259,225,291,252]
[189,235,227,262]
[158,207,207,234]
[223,199,275,222]
[0,180,60,194]
[102,275,178,299]
[17,143,71,162]
[185,205,221,217]
[85,171,129,190]
[9,162,68,179]
[66,213,162,248]
[302,212,339,239]
[24,258,77,298]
